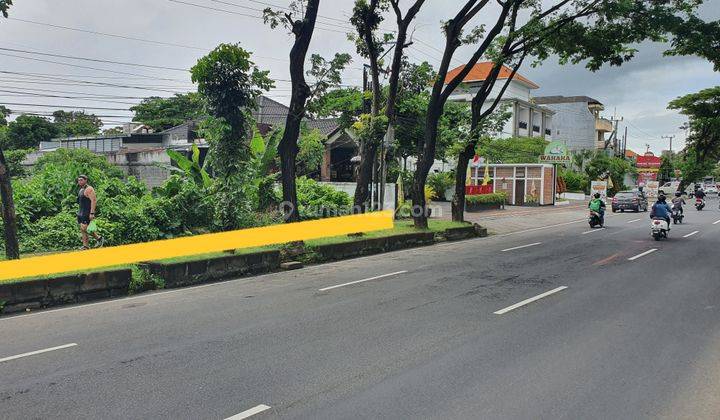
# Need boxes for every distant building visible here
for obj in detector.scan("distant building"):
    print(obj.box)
[533,95,614,151]
[446,62,554,140]
[32,96,356,186]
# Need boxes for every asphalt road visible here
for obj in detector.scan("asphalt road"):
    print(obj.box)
[3,199,720,419]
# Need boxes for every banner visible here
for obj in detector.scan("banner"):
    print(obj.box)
[591,180,608,200]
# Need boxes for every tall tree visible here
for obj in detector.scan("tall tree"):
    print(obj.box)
[350,0,425,211]
[668,86,720,162]
[412,0,717,228]
[0,146,19,259]
[191,43,274,230]
[130,93,207,132]
[264,0,319,222]
[1,2,19,259]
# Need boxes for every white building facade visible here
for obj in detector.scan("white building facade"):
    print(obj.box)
[533,95,614,152]
[446,63,554,141]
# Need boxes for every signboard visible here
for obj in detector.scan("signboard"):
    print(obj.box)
[466,185,493,195]
[539,141,570,164]
[645,180,660,199]
[638,171,658,184]
[591,180,608,200]
[636,154,662,168]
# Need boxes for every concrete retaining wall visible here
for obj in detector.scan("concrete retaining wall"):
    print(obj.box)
[0,269,132,314]
[309,232,436,261]
[141,250,280,288]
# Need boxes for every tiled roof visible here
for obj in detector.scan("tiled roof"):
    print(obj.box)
[306,118,341,137]
[253,95,342,137]
[445,62,539,89]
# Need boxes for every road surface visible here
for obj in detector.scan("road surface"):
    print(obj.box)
[2,200,720,419]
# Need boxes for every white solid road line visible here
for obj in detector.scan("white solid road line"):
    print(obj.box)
[494,286,568,315]
[501,242,542,252]
[496,219,586,237]
[319,271,408,292]
[627,218,642,223]
[628,249,658,261]
[714,220,720,225]
[225,404,272,420]
[582,228,606,235]
[0,343,77,363]
[683,230,700,238]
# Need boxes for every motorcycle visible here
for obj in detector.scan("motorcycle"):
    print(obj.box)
[651,217,670,241]
[671,206,684,224]
[695,198,705,211]
[588,210,604,228]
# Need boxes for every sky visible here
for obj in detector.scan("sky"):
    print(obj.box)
[1,0,718,155]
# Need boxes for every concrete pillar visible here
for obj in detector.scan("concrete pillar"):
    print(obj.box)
[321,147,332,181]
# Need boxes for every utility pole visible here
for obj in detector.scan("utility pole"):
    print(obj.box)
[662,135,675,154]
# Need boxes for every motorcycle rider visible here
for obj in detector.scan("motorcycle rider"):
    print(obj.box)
[588,193,606,225]
[695,187,706,205]
[671,191,686,215]
[650,194,672,228]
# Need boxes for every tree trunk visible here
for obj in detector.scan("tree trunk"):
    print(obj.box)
[353,142,379,212]
[412,107,443,228]
[0,147,20,260]
[279,0,320,223]
[452,143,475,222]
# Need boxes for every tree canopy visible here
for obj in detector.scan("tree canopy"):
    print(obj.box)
[130,93,207,132]
[52,110,102,137]
[3,115,59,150]
[668,86,720,162]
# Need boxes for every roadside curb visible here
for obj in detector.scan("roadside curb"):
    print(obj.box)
[0,224,487,315]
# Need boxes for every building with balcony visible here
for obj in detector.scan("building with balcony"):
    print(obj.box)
[533,95,614,151]
[445,62,554,140]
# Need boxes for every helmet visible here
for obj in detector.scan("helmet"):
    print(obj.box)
[658,195,666,202]
[594,193,601,199]
[675,191,681,196]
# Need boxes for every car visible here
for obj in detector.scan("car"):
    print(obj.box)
[659,181,681,196]
[611,190,648,213]
[704,184,718,195]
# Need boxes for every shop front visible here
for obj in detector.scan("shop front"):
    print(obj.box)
[467,163,556,206]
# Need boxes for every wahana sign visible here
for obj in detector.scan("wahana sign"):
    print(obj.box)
[539,141,570,164]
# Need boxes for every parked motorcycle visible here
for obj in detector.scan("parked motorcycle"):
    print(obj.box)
[651,217,670,241]
[588,211,604,228]
[671,207,684,224]
[695,198,705,211]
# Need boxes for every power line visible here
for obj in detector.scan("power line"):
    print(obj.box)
[7,17,207,51]
[0,71,193,94]
[1,102,134,112]
[166,0,348,34]
[0,51,190,83]
[0,46,189,73]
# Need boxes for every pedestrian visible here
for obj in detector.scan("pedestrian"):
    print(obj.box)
[76,175,104,250]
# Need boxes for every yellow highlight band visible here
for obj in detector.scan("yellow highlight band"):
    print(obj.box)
[0,211,394,282]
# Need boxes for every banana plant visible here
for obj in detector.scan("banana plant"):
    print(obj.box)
[166,143,212,189]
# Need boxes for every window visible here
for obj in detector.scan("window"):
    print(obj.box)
[533,125,541,132]
[545,128,552,136]
[518,121,528,129]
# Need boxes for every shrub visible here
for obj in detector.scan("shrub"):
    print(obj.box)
[296,176,352,219]
[427,172,454,200]
[129,266,165,294]
[20,211,79,253]
[466,192,507,205]
[561,169,589,193]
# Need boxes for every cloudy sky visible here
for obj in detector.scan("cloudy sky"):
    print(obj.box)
[1,0,718,154]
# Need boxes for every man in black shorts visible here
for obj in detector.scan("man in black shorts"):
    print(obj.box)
[76,175,103,249]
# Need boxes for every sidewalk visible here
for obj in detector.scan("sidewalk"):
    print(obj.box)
[431,200,590,235]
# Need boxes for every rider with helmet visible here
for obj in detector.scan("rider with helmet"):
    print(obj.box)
[671,191,686,215]
[650,194,673,228]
